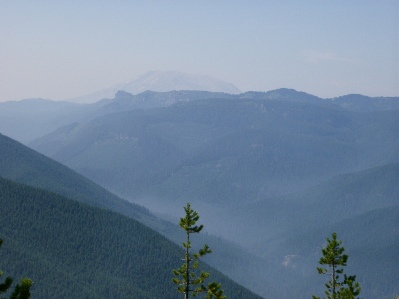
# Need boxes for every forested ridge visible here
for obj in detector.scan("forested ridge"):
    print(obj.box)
[0,177,262,298]
[0,132,150,219]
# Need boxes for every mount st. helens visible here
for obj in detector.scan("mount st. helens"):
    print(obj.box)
[68,70,242,103]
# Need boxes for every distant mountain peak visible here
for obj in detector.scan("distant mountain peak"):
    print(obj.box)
[69,71,241,103]
[114,90,133,98]
[125,71,241,94]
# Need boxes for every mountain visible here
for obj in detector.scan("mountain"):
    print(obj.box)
[29,91,399,207]
[279,206,399,298]
[2,89,399,298]
[0,132,150,221]
[25,89,399,298]
[0,91,232,144]
[0,177,263,299]
[0,132,281,298]
[230,163,399,252]
[1,89,397,144]
[228,163,399,297]
[68,71,241,103]
[0,90,234,143]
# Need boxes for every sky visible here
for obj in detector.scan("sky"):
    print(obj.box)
[1,0,398,101]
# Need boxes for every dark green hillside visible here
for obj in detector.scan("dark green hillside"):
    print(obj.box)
[0,177,262,299]
[2,131,299,298]
[0,133,273,297]
[0,132,150,221]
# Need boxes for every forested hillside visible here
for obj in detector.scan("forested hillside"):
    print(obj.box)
[0,132,277,297]
[0,132,152,221]
[0,177,262,298]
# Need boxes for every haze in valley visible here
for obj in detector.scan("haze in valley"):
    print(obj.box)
[0,2,398,299]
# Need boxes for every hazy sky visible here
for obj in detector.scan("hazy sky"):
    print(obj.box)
[1,1,398,101]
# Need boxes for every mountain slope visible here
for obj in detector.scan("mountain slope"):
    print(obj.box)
[0,177,262,299]
[229,164,399,298]
[234,163,399,251]
[29,93,399,207]
[0,90,235,143]
[0,132,150,221]
[0,132,281,298]
[283,206,399,298]
[282,206,399,298]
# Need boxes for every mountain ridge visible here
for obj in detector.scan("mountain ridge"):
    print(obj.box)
[28,94,398,205]
[68,71,241,103]
[1,89,397,143]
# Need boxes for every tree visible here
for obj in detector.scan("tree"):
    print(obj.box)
[0,239,32,299]
[9,279,33,299]
[313,232,361,299]
[172,203,225,299]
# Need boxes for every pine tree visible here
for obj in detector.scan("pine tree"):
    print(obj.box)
[313,232,361,299]
[0,239,32,299]
[172,203,225,299]
[10,279,33,299]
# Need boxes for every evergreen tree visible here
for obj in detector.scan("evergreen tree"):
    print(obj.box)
[172,203,225,299]
[10,279,33,299]
[0,239,32,299]
[313,232,361,299]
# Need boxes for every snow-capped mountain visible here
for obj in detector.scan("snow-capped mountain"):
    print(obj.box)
[69,71,241,103]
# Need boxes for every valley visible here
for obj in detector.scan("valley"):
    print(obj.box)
[0,89,398,298]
